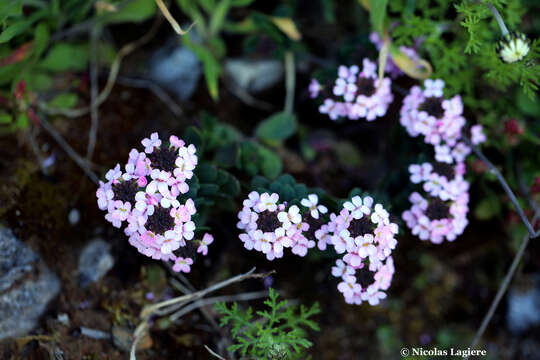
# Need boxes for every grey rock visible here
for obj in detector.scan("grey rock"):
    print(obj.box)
[149,43,202,101]
[78,239,114,287]
[224,58,284,93]
[507,276,540,334]
[0,227,60,340]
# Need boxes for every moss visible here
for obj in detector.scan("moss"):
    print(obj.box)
[0,158,37,217]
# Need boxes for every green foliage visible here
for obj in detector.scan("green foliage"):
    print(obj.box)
[176,0,255,100]
[389,0,539,101]
[369,0,389,35]
[255,112,297,143]
[215,288,320,359]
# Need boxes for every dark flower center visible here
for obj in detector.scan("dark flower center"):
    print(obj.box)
[420,97,444,118]
[356,78,376,96]
[112,179,138,204]
[304,217,323,240]
[147,147,177,173]
[146,206,174,235]
[357,268,375,289]
[426,198,450,220]
[257,211,280,233]
[349,217,374,238]
[432,162,455,180]
[176,241,197,259]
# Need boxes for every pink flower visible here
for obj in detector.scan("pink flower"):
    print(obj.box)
[169,135,185,148]
[112,200,131,221]
[332,259,355,278]
[300,194,328,219]
[257,193,279,212]
[315,224,331,250]
[370,204,389,225]
[105,164,122,182]
[424,79,445,97]
[409,163,433,183]
[309,79,322,98]
[160,230,182,254]
[333,78,357,102]
[338,65,359,82]
[197,233,214,255]
[277,205,301,229]
[173,257,193,273]
[451,142,471,162]
[338,275,360,299]
[343,196,372,219]
[471,125,486,145]
[141,132,162,153]
[243,191,260,208]
[135,191,158,216]
[253,230,273,253]
[435,145,453,164]
[356,234,377,258]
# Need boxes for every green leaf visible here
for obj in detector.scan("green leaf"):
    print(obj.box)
[199,183,220,196]
[40,43,89,72]
[103,0,157,23]
[369,0,388,35]
[0,0,23,23]
[48,93,78,109]
[474,196,501,220]
[196,163,218,183]
[257,146,282,179]
[231,0,254,6]
[209,0,231,36]
[0,9,47,43]
[33,23,50,59]
[0,112,12,124]
[214,143,239,168]
[255,112,297,142]
[221,174,240,197]
[0,20,31,43]
[16,112,28,128]
[184,126,204,150]
[184,36,221,100]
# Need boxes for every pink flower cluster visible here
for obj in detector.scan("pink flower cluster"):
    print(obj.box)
[369,32,420,78]
[237,192,329,260]
[400,79,486,163]
[96,132,213,273]
[325,196,398,305]
[311,58,393,121]
[402,161,470,244]
[399,78,488,244]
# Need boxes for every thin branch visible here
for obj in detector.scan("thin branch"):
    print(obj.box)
[27,126,47,174]
[284,51,295,115]
[86,24,100,162]
[514,159,539,214]
[154,0,194,35]
[464,135,538,238]
[169,290,269,321]
[130,268,274,360]
[223,78,274,111]
[204,345,227,360]
[39,116,99,184]
[39,16,162,118]
[468,209,539,355]
[116,76,184,117]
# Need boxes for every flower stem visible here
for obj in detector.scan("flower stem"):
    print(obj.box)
[486,3,509,36]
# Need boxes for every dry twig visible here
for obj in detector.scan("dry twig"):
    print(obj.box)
[130,268,274,360]
[39,16,162,118]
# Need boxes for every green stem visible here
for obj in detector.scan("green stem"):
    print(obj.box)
[284,51,295,115]
[486,3,509,36]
